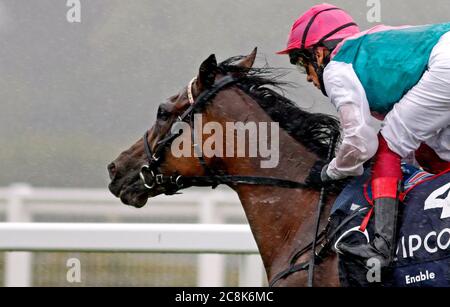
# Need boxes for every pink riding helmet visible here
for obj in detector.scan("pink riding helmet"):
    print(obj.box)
[277,3,360,54]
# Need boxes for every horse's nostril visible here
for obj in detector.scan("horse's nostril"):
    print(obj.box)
[108,162,117,179]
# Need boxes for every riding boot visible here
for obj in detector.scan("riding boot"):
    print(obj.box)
[337,189,400,268]
[336,134,402,269]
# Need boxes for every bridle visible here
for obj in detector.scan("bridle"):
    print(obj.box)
[139,78,199,192]
[139,75,313,194]
[139,74,338,286]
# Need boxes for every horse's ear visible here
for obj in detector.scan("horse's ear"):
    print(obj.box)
[236,47,257,69]
[197,54,218,90]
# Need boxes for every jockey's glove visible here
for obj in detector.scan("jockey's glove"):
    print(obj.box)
[305,160,332,188]
[306,160,349,193]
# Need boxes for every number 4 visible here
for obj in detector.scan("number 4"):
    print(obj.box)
[424,182,450,219]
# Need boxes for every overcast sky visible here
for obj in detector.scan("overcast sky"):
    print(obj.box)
[1,0,449,187]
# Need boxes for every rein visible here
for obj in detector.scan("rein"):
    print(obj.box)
[139,75,311,193]
[139,75,337,286]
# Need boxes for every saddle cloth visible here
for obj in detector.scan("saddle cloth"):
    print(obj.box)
[330,164,450,287]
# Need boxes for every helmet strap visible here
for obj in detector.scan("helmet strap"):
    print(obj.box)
[312,47,331,97]
[306,20,358,97]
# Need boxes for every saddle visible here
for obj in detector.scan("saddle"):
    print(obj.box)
[329,164,450,287]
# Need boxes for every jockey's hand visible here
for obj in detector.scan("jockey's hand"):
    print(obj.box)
[305,160,332,188]
[306,160,349,192]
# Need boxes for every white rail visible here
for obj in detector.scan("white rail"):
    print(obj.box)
[0,183,245,221]
[0,223,258,253]
[0,184,266,287]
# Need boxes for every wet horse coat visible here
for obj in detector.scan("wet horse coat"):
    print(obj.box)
[108,49,449,286]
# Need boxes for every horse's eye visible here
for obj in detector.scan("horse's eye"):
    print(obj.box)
[157,108,171,121]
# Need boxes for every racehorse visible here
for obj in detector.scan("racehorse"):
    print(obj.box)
[107,48,348,287]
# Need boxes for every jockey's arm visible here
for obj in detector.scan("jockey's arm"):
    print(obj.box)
[323,61,379,180]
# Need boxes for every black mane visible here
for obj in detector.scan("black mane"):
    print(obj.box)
[217,56,341,160]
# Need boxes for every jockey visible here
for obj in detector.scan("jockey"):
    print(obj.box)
[277,3,450,268]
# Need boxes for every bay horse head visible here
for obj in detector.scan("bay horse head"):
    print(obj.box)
[107,48,264,207]
[107,48,342,286]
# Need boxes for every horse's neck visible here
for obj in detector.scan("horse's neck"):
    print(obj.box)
[207,88,330,280]
[231,145,326,280]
